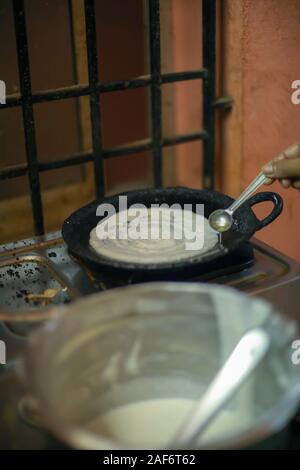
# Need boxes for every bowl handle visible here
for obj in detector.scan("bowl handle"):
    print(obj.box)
[247,192,283,231]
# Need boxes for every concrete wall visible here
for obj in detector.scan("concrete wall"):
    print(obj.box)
[173,0,300,260]
[240,0,300,259]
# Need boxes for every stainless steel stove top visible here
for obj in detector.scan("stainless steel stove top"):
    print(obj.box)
[0,231,299,449]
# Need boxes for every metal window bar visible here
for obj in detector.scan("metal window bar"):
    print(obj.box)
[149,0,163,187]
[0,0,217,236]
[13,0,44,234]
[84,0,105,199]
[203,0,216,190]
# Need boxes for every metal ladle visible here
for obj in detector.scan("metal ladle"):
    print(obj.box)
[209,172,268,233]
[173,327,270,447]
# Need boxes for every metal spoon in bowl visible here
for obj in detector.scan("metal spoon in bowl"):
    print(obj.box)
[173,327,270,447]
[209,172,268,233]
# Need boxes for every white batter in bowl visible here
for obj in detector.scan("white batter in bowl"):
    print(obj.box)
[87,396,250,447]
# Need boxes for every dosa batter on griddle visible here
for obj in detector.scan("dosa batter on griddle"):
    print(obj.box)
[89,207,218,264]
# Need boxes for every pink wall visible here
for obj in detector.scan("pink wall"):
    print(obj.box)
[241,0,300,259]
[172,0,300,260]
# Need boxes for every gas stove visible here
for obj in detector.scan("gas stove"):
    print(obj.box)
[0,231,299,449]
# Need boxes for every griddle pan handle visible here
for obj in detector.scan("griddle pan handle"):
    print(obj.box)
[247,192,283,231]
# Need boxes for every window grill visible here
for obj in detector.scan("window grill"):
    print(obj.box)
[0,0,217,236]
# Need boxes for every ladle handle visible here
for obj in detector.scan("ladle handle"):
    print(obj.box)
[174,328,270,447]
[228,172,268,214]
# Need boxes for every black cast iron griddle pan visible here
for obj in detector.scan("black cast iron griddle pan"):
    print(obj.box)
[62,187,283,282]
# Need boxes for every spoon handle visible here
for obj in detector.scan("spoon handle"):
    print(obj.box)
[174,328,270,447]
[228,172,268,214]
